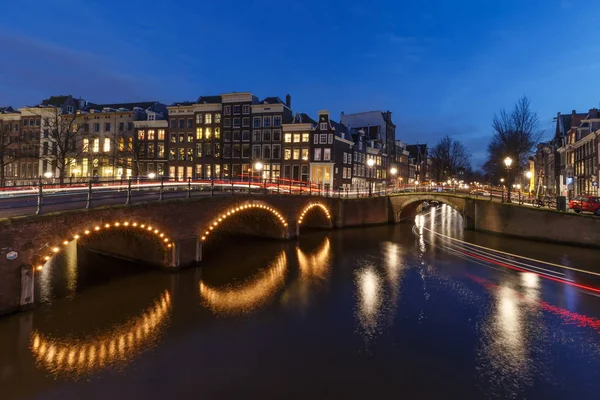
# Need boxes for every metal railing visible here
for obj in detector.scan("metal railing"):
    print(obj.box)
[0,179,561,218]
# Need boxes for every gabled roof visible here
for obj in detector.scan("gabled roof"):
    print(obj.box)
[44,95,71,106]
[0,106,18,114]
[331,120,353,140]
[292,113,316,125]
[170,101,195,107]
[85,101,159,112]
[196,95,221,104]
[260,97,284,105]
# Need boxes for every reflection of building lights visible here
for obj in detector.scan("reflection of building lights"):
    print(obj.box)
[199,252,287,313]
[30,291,171,377]
[200,202,288,242]
[355,267,382,335]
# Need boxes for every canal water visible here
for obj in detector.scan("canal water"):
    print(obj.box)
[2,205,600,399]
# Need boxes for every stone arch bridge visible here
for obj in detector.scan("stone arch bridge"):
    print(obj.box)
[2,192,597,315]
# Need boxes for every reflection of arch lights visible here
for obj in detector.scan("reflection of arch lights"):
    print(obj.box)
[199,252,287,313]
[296,237,331,279]
[34,222,172,272]
[200,203,288,242]
[298,203,331,225]
[30,291,171,376]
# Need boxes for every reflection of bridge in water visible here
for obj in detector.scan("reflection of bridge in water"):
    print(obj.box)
[30,290,171,377]
[199,252,288,313]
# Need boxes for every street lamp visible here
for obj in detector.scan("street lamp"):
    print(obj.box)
[254,162,264,193]
[43,171,53,179]
[148,172,156,180]
[367,158,375,197]
[504,156,513,203]
[390,167,397,193]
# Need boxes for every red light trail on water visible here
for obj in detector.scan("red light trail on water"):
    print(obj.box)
[468,274,600,333]
[462,250,600,295]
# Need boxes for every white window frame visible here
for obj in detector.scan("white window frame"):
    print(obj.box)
[324,148,331,161]
[328,134,333,144]
[313,134,319,144]
[320,122,327,130]
[320,134,327,144]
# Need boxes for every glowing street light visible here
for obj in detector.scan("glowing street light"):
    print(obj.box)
[525,171,532,179]
[43,171,53,179]
[148,172,156,180]
[367,159,375,197]
[504,157,513,203]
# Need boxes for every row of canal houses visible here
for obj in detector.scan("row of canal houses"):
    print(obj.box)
[0,92,430,190]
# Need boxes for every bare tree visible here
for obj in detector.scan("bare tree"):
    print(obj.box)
[429,135,471,182]
[45,107,86,184]
[108,129,144,178]
[486,96,543,181]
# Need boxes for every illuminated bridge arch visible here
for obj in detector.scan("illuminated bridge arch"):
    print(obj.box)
[297,202,332,231]
[30,290,171,376]
[200,201,289,243]
[34,220,174,272]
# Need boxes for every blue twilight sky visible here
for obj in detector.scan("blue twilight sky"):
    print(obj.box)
[1,0,600,167]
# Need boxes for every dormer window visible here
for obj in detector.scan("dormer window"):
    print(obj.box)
[320,122,327,130]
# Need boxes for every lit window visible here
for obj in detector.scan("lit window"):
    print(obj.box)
[118,138,124,151]
[158,129,165,140]
[93,138,100,153]
[314,148,321,161]
[148,130,155,140]
[284,148,291,160]
[196,113,202,124]
[293,148,300,160]
[138,130,145,140]
[83,138,89,152]
[103,138,110,152]
[293,134,301,143]
[284,133,292,143]
[205,114,212,124]
[301,148,309,160]
[196,128,203,140]
[214,127,220,139]
[324,148,331,161]
[302,133,310,142]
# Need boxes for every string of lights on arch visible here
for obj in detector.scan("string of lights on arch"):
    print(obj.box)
[298,203,331,225]
[200,203,288,242]
[35,221,172,272]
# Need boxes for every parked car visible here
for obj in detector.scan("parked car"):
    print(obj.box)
[569,195,600,215]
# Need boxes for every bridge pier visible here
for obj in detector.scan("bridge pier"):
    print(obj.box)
[169,237,203,268]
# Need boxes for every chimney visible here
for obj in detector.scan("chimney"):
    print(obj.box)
[340,111,345,122]
[572,110,577,116]
[285,94,291,109]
